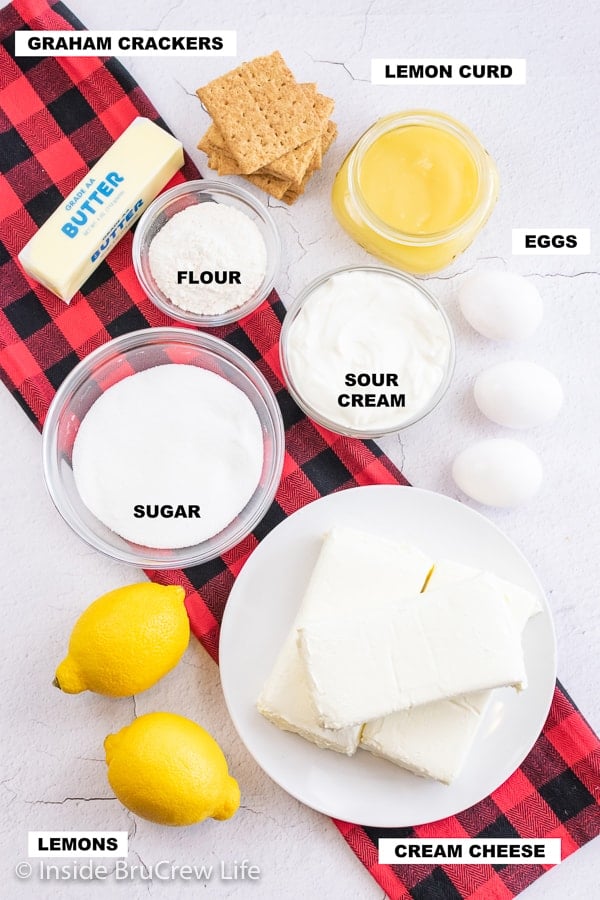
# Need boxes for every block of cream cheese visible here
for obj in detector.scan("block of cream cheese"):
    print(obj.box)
[426,559,543,633]
[18,117,184,302]
[256,527,433,755]
[360,561,542,783]
[361,692,491,785]
[299,575,527,730]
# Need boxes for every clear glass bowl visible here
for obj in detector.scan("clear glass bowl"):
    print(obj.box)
[132,180,281,327]
[42,327,285,568]
[280,265,455,438]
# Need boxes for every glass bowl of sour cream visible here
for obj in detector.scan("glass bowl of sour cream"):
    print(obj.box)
[132,180,281,327]
[42,327,285,568]
[280,266,455,438]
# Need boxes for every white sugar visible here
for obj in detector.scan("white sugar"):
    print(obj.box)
[72,364,264,549]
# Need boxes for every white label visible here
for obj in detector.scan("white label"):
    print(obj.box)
[512,228,591,255]
[28,832,128,858]
[371,58,526,84]
[14,31,236,57]
[379,838,561,865]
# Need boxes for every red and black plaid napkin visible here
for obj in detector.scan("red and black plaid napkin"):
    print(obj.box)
[1,2,599,897]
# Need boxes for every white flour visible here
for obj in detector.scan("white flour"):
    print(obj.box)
[72,365,264,549]
[148,203,267,315]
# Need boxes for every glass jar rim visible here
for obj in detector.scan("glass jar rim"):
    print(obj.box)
[348,109,496,246]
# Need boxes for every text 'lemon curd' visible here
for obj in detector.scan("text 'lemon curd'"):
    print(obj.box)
[331,111,499,274]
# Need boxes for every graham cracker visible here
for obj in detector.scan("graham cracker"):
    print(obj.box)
[242,172,292,200]
[197,85,329,184]
[321,120,338,154]
[282,121,338,204]
[281,186,302,205]
[210,148,245,176]
[196,52,323,174]
[204,123,226,149]
[199,86,316,156]
[206,150,291,200]
[200,129,318,180]
[258,134,318,180]
[310,138,323,171]
[261,91,334,181]
[206,121,337,202]
[197,131,214,155]
[206,154,220,172]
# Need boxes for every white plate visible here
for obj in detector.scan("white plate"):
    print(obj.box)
[219,486,557,827]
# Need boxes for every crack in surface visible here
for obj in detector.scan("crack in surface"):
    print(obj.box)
[304,52,370,83]
[134,849,150,874]
[131,694,138,718]
[395,433,406,472]
[357,0,377,53]
[180,657,203,670]
[529,270,600,278]
[132,850,153,895]
[156,0,184,29]
[240,803,303,830]
[427,260,502,281]
[304,236,322,248]
[25,796,117,805]
[425,258,600,282]
[0,776,18,804]
[34,748,62,761]
[0,776,18,786]
[174,77,198,100]
[476,255,509,266]
[289,221,309,265]
[126,809,138,841]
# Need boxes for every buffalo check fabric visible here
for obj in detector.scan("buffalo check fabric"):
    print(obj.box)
[1,2,599,897]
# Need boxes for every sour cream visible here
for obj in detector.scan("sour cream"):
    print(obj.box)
[281,268,454,435]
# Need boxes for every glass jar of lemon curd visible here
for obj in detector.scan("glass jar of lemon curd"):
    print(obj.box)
[331,110,499,274]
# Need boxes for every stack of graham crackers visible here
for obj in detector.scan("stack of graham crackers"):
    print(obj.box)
[196,51,337,205]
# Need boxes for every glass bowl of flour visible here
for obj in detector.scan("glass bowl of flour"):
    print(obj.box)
[42,328,285,568]
[133,180,281,326]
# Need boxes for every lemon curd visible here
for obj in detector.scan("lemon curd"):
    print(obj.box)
[332,111,499,274]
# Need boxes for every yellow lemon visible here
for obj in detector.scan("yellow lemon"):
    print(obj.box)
[54,583,189,696]
[104,713,240,826]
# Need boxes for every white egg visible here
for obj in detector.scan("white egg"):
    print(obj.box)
[452,439,543,507]
[474,361,564,429]
[458,271,543,340]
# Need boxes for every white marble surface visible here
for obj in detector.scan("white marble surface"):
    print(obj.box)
[1,0,599,897]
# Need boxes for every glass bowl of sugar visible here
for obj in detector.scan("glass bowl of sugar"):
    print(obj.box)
[132,180,281,327]
[42,327,285,568]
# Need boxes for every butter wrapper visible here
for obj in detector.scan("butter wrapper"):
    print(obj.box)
[18,117,184,303]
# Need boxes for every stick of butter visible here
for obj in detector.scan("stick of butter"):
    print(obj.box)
[18,117,184,303]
